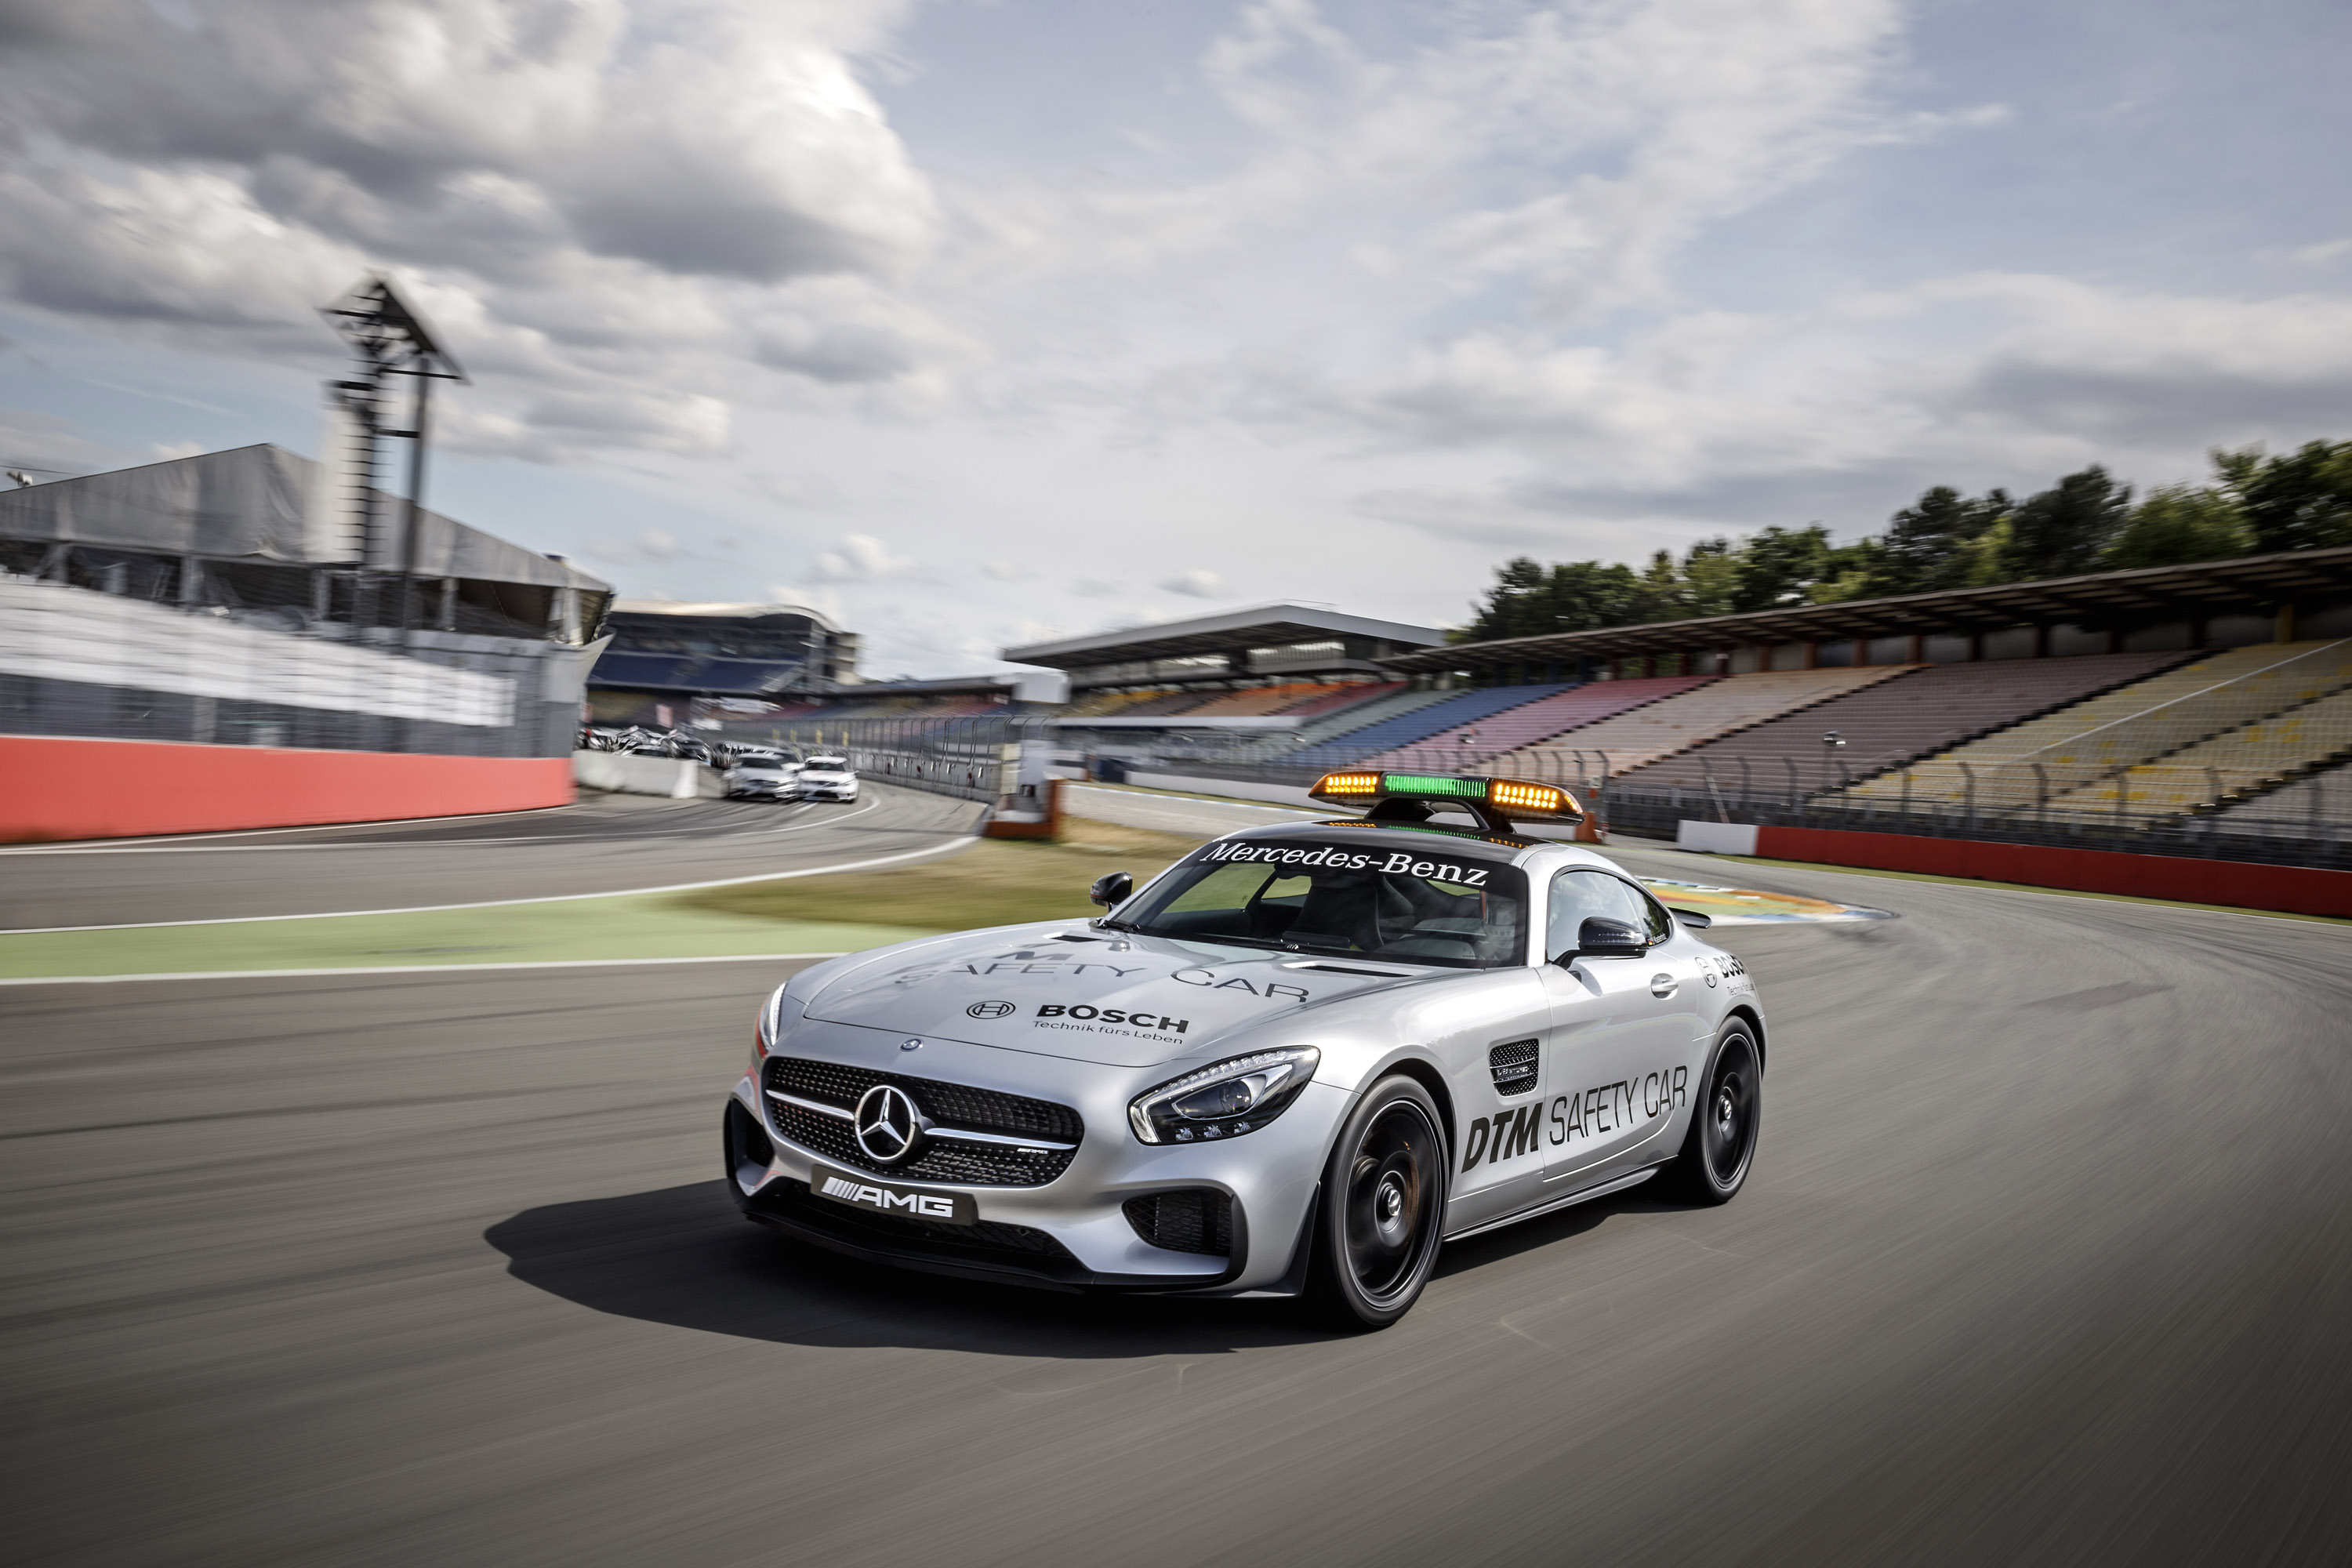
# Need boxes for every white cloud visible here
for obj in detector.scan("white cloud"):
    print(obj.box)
[811,531,916,582]
[0,0,946,458]
[3,1,2348,681]
[583,525,685,564]
[1159,568,1224,598]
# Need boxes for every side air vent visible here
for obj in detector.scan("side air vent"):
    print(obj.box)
[1123,1190,1234,1256]
[1488,1039,1539,1095]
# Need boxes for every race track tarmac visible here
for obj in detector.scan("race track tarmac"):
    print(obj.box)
[3,851,2350,1564]
[0,783,985,930]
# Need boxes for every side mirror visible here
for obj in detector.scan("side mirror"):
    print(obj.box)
[1671,906,1712,931]
[1089,872,1133,908]
[1559,916,1646,963]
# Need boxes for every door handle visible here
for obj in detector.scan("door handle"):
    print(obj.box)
[1650,972,1677,999]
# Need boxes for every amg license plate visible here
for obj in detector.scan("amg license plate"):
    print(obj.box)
[808,1163,976,1225]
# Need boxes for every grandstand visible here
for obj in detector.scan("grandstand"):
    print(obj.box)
[589,601,858,717]
[1368,676,1712,769]
[1278,684,1573,773]
[1004,604,1445,742]
[0,444,611,762]
[1838,640,2352,818]
[1497,667,1911,782]
[2045,688,2352,821]
[1613,652,2194,799]
[2209,760,2352,844]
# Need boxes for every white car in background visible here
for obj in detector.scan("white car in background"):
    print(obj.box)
[725,749,802,802]
[797,754,858,802]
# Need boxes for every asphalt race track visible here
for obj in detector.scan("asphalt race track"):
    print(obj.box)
[0,783,985,930]
[4,829,2350,1563]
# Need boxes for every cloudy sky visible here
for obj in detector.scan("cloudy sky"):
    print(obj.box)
[2,0,2347,676]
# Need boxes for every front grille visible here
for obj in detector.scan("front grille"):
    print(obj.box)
[763,1056,1083,1186]
[1489,1038,1539,1095]
[751,1178,1080,1269]
[1123,1190,1233,1256]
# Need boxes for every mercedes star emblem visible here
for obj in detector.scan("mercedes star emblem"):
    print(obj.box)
[853,1083,926,1165]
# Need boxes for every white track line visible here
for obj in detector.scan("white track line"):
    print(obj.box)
[5,826,976,935]
[0,953,848,987]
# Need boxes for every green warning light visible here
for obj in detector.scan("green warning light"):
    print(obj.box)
[1381,774,1489,799]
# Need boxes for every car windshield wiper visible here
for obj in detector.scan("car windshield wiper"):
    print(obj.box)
[1123,927,1289,950]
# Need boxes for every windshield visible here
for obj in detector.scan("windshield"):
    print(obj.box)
[1114,838,1526,968]
[805,756,849,770]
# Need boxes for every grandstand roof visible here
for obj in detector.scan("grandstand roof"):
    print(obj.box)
[608,599,842,631]
[0,444,610,594]
[1381,546,2352,672]
[1000,604,1446,668]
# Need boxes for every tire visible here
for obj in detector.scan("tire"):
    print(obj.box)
[1659,1018,1762,1205]
[1302,1074,1450,1330]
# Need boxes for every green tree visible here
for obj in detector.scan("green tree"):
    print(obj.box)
[2105,485,2253,569]
[2005,466,2132,579]
[2213,441,2352,553]
[1731,524,1835,611]
[1680,537,1742,619]
[1870,486,2010,595]
[1454,556,1648,641]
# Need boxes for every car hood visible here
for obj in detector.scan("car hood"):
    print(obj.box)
[798,925,1421,1067]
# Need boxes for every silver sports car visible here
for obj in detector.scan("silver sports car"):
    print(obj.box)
[723,770,1765,1328]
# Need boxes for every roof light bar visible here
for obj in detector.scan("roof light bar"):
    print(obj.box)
[1308,771,1583,822]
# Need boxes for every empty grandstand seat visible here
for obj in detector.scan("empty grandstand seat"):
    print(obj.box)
[589,652,698,687]
[1180,683,1325,718]
[1503,668,1911,779]
[2038,683,2352,820]
[1369,677,1710,769]
[1283,684,1572,771]
[1614,652,2192,800]
[1279,682,1402,718]
[688,657,804,694]
[2209,758,2352,841]
[1847,640,2352,813]
[1109,691,1218,717]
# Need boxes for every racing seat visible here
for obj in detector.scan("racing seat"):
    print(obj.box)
[1287,871,1406,955]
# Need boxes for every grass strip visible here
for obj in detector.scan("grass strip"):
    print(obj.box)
[0,818,1210,980]
[681,817,1207,929]
[0,893,927,980]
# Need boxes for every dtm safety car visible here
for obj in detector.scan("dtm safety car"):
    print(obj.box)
[722,770,1764,1329]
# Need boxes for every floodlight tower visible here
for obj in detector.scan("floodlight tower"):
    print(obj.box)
[320,276,466,643]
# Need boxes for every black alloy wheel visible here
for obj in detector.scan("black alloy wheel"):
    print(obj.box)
[1661,1020,1761,1204]
[1305,1075,1448,1330]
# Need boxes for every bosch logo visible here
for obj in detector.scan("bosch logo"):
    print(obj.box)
[966,1000,1015,1019]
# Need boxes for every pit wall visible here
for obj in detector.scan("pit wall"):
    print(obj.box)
[0,735,574,843]
[570,750,725,800]
[1677,819,2352,918]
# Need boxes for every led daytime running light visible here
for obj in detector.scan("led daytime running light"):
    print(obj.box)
[1129,1047,1321,1145]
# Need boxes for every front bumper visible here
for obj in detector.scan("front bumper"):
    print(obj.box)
[723,1024,1339,1294]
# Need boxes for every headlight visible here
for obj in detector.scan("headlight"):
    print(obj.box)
[750,985,808,1068]
[1129,1047,1320,1145]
